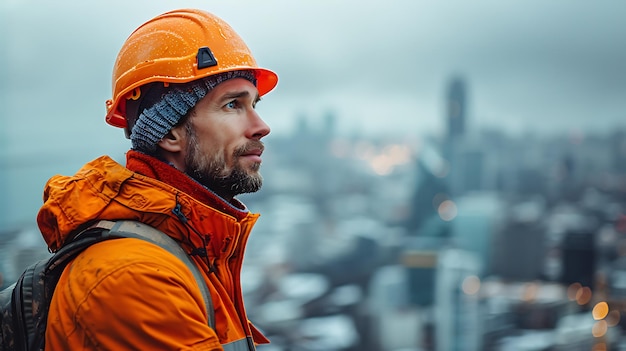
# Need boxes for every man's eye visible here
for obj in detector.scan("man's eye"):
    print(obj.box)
[226,101,237,109]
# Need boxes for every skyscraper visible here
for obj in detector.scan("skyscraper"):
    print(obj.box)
[446,76,467,141]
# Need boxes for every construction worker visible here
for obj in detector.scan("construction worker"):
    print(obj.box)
[36,8,278,350]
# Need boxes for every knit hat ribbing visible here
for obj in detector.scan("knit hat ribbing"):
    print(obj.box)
[131,70,257,153]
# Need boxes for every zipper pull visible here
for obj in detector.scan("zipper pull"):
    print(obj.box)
[172,203,188,224]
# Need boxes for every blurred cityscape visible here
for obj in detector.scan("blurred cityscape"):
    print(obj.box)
[2,75,626,351]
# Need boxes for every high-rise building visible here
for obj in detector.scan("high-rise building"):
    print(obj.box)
[446,76,467,141]
[435,248,482,351]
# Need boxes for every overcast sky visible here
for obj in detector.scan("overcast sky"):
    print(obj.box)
[1,0,625,160]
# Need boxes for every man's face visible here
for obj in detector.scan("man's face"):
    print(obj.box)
[182,77,270,200]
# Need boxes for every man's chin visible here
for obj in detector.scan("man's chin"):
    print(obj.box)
[245,174,263,191]
[224,170,263,196]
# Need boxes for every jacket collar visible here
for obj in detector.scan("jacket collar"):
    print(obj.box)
[126,150,249,221]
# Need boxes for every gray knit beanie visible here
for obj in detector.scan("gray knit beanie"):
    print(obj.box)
[131,70,257,153]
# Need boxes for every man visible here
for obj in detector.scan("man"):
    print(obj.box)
[36,8,278,350]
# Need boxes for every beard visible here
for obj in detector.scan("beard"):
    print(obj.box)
[184,128,264,199]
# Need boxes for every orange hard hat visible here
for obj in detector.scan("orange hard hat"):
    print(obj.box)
[105,8,278,129]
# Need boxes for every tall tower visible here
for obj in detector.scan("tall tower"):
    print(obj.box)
[446,76,467,141]
[443,75,477,196]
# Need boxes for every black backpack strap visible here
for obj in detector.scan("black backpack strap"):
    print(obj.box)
[10,260,48,351]
[11,235,104,351]
[77,220,216,329]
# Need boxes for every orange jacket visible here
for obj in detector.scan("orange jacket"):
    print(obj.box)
[37,152,269,350]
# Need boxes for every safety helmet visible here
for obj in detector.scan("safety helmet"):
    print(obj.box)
[105,8,278,130]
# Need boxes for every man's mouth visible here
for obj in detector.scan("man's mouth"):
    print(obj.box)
[238,143,264,163]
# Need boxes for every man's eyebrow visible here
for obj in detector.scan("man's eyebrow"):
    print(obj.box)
[219,90,260,103]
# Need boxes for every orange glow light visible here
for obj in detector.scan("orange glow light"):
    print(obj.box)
[592,301,609,320]
[462,275,481,295]
[606,310,621,327]
[575,286,592,305]
[592,320,608,338]
[567,283,582,301]
[438,200,457,221]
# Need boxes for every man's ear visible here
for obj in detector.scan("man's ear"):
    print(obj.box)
[157,124,186,153]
